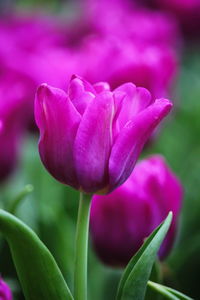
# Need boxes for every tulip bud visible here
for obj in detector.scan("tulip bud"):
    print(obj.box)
[0,278,12,300]
[35,76,172,194]
[90,155,182,267]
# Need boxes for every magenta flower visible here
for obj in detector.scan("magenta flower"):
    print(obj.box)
[0,278,12,300]
[67,1,179,98]
[90,155,182,267]
[35,76,172,194]
[0,13,75,130]
[68,0,179,48]
[0,13,64,54]
[156,0,200,14]
[0,76,27,181]
[78,36,177,97]
[146,0,200,37]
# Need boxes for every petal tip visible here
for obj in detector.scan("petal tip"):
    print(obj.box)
[70,74,80,80]
[36,83,51,100]
[37,83,48,91]
[155,98,173,114]
[70,74,85,87]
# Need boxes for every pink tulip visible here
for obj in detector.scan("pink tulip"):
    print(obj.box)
[0,76,27,181]
[66,0,179,98]
[0,13,74,130]
[78,36,177,97]
[67,0,179,48]
[144,0,200,37]
[35,76,172,194]
[90,155,182,267]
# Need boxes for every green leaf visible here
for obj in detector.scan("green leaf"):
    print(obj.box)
[0,209,73,300]
[145,261,162,300]
[116,212,172,300]
[7,184,34,214]
[165,287,194,300]
[147,281,179,300]
[147,281,194,300]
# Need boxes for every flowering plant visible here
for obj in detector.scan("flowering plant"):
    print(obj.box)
[0,75,191,300]
[0,1,197,300]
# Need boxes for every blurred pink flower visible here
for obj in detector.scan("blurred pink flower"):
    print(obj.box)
[156,0,200,13]
[67,0,179,48]
[66,0,179,98]
[78,36,177,97]
[0,278,12,300]
[0,13,64,53]
[0,13,77,89]
[0,7,179,134]
[0,13,76,129]
[35,76,172,194]
[90,155,182,267]
[144,0,200,37]
[0,75,27,181]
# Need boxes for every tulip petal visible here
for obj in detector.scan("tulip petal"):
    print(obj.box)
[112,90,127,139]
[68,76,96,114]
[114,83,152,130]
[93,82,110,93]
[35,84,81,189]
[69,75,96,96]
[109,99,172,191]
[74,91,114,193]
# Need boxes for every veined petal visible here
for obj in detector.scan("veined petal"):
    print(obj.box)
[114,83,136,101]
[68,76,96,114]
[35,84,81,188]
[74,91,114,193]
[112,90,127,139]
[69,75,96,96]
[109,98,172,191]
[114,83,152,130]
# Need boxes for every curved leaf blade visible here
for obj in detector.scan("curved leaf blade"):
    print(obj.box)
[8,184,34,214]
[147,281,194,300]
[165,287,194,300]
[116,212,172,300]
[147,281,179,300]
[0,209,73,300]
[145,261,162,300]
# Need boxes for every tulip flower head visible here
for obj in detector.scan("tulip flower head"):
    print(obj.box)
[35,76,172,194]
[71,0,179,47]
[78,36,177,97]
[67,1,179,98]
[90,155,182,267]
[0,278,12,300]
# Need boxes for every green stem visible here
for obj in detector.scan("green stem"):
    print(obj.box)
[74,192,92,300]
